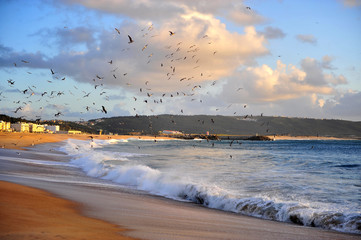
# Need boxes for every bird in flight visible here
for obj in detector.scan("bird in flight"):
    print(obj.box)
[128,35,134,43]
[115,28,120,34]
[102,106,107,114]
[169,31,175,36]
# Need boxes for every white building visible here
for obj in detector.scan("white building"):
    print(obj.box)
[162,130,183,135]
[11,122,30,132]
[0,121,11,132]
[45,125,60,133]
[29,123,45,133]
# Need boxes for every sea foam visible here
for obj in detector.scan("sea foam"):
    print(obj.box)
[60,138,361,234]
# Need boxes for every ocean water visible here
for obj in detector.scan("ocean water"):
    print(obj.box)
[56,138,360,234]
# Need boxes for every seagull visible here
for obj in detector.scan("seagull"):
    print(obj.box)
[169,31,175,36]
[101,106,107,114]
[50,69,55,75]
[128,35,134,43]
[14,107,22,113]
[115,28,120,34]
[108,60,112,64]
[7,79,15,85]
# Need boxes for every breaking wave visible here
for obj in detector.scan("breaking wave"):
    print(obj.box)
[60,138,361,234]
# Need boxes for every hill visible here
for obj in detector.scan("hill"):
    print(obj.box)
[87,115,361,138]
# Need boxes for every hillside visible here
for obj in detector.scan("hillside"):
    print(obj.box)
[87,115,361,138]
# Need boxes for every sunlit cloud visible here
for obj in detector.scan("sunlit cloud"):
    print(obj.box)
[221,58,342,104]
[342,0,361,7]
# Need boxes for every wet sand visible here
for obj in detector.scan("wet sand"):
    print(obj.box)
[0,132,360,240]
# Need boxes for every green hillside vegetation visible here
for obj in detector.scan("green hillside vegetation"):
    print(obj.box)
[2,114,360,138]
[88,115,361,138]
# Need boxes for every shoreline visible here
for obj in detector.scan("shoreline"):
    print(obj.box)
[0,132,176,150]
[0,132,357,151]
[271,135,359,140]
[1,132,360,239]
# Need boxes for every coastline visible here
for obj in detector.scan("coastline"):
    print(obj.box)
[0,132,176,150]
[0,132,360,240]
[271,135,359,140]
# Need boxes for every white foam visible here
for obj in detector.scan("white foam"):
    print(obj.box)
[59,138,361,234]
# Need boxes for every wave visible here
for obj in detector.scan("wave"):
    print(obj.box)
[60,139,361,234]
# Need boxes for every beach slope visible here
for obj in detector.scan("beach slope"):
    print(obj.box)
[0,181,136,240]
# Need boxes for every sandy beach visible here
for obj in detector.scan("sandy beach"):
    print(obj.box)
[0,132,360,240]
[0,181,136,240]
[0,132,175,150]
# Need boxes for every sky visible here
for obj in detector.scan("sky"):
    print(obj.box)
[0,0,360,121]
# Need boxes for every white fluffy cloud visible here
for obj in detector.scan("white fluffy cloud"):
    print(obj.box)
[221,59,341,105]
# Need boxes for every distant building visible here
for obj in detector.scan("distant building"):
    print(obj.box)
[45,125,60,133]
[162,130,183,135]
[29,123,45,133]
[68,130,81,134]
[0,121,11,132]
[11,122,30,132]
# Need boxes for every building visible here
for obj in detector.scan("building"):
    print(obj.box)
[0,121,11,132]
[68,130,82,134]
[11,122,30,132]
[162,130,183,135]
[29,123,45,133]
[45,125,60,133]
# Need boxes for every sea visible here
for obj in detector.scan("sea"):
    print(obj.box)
[5,138,361,234]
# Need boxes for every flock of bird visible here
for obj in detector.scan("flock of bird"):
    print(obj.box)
[3,18,272,136]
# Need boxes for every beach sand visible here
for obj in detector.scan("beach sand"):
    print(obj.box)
[0,181,136,240]
[0,132,174,150]
[0,132,360,240]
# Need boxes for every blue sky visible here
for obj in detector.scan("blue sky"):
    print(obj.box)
[1,0,360,121]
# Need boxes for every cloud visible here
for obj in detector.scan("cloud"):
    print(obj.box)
[296,34,317,45]
[2,9,269,96]
[321,55,336,70]
[342,0,361,7]
[220,57,348,106]
[259,26,286,39]
[228,5,267,26]
[323,91,361,120]
[61,0,266,26]
[0,44,48,68]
